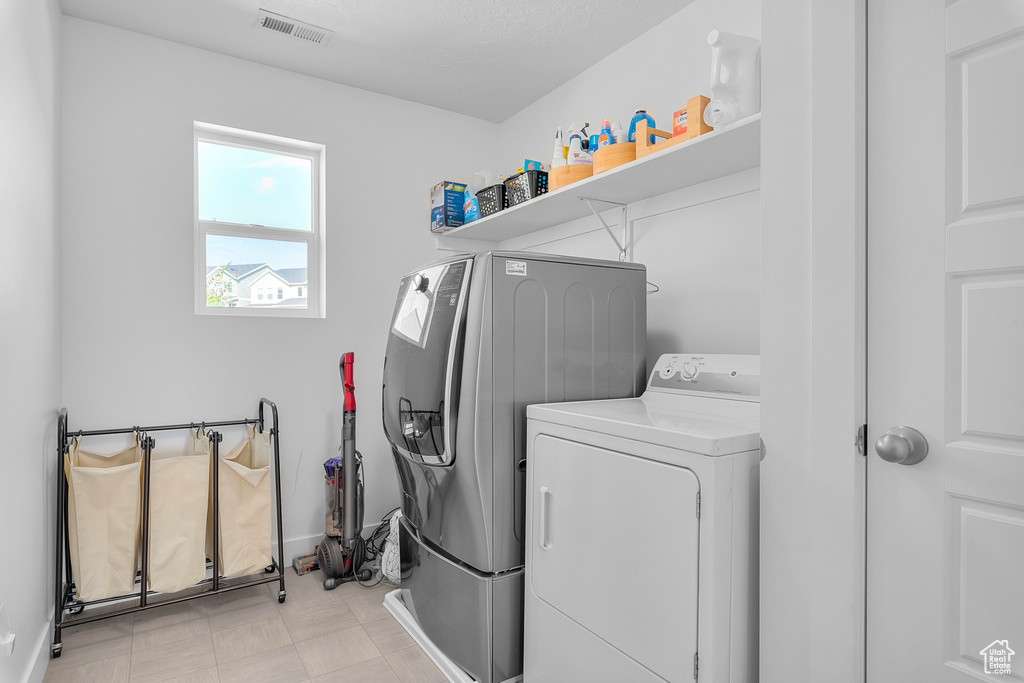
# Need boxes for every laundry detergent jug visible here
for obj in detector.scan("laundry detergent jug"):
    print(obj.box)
[704,29,761,128]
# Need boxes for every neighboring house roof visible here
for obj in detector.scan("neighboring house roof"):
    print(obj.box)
[206,263,308,285]
[249,270,292,288]
[274,268,308,285]
[206,263,269,281]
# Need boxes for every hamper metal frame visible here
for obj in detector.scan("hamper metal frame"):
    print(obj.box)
[50,398,286,658]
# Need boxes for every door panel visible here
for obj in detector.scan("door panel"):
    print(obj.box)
[868,0,1024,680]
[947,497,1024,670]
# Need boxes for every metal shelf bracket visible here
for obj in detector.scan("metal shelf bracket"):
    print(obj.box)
[579,197,631,260]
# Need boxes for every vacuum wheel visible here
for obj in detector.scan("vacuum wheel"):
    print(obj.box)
[316,536,347,591]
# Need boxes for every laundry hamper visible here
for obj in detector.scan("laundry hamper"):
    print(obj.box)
[64,436,143,602]
[145,432,211,594]
[211,426,273,577]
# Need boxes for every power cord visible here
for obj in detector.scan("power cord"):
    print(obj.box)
[353,507,400,587]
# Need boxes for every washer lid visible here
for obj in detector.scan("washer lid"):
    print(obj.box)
[527,393,760,456]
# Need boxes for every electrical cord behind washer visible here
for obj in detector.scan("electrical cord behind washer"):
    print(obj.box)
[353,507,400,587]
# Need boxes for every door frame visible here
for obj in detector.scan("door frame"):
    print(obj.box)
[759,0,868,681]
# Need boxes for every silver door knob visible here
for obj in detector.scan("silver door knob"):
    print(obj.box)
[874,426,928,465]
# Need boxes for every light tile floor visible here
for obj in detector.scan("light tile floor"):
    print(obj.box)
[45,570,446,683]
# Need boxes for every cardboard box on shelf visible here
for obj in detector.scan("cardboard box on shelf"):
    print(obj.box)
[430,181,466,233]
[673,95,713,140]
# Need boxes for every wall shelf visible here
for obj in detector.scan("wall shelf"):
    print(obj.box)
[435,113,760,251]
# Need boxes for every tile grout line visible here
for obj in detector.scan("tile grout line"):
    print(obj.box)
[277,604,315,681]
[207,598,222,682]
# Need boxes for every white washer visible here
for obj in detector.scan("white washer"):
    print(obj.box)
[524,354,761,683]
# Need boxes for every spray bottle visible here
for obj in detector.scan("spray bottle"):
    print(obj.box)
[551,128,566,169]
[566,134,593,165]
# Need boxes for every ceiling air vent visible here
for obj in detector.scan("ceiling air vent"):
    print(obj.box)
[253,9,334,46]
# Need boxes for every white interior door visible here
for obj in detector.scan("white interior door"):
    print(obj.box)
[868,1,1024,680]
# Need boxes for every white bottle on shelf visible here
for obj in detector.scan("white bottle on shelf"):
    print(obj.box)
[704,29,761,128]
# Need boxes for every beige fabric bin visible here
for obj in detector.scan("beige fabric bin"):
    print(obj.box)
[146,432,211,594]
[65,436,143,602]
[212,426,273,577]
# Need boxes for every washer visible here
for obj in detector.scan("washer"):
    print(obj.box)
[382,251,646,683]
[524,354,761,683]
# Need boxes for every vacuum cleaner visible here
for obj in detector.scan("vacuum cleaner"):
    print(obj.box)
[316,352,371,589]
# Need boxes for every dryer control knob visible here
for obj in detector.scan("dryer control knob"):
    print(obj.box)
[412,274,429,292]
[680,363,699,380]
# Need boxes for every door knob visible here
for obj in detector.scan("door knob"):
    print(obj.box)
[874,426,928,465]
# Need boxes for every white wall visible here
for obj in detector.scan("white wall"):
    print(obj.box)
[759,0,866,682]
[60,17,498,557]
[492,0,762,361]
[758,0,813,676]
[0,1,62,681]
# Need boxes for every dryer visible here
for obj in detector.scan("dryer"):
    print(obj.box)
[524,354,761,683]
[383,251,647,683]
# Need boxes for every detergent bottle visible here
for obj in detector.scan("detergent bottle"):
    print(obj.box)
[566,134,593,165]
[598,119,614,148]
[704,29,761,128]
[612,122,626,144]
[463,179,480,224]
[628,110,656,145]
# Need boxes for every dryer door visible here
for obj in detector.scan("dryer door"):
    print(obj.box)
[383,258,471,465]
[528,434,700,683]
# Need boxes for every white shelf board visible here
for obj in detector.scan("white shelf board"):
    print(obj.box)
[435,113,760,249]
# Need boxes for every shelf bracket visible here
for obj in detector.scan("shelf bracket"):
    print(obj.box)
[579,197,630,260]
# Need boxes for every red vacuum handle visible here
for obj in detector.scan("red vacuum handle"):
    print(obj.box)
[341,352,356,412]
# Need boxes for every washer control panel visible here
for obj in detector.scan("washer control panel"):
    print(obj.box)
[649,354,760,401]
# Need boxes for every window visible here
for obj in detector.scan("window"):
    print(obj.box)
[195,122,324,317]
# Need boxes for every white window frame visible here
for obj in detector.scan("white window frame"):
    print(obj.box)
[194,122,325,318]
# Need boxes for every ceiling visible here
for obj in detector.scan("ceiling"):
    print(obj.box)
[60,0,687,123]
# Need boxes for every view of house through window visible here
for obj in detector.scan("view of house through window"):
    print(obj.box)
[195,123,323,316]
[205,235,309,309]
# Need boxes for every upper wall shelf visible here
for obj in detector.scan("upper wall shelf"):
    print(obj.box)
[435,113,760,249]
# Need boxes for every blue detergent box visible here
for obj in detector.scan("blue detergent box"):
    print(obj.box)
[431,181,466,233]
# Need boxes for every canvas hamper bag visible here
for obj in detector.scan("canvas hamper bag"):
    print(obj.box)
[146,431,211,594]
[213,425,273,577]
[65,435,143,602]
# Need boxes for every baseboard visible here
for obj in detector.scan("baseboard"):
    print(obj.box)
[385,589,476,683]
[24,617,52,683]
[383,590,523,683]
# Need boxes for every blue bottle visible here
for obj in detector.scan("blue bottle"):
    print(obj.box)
[628,109,656,145]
